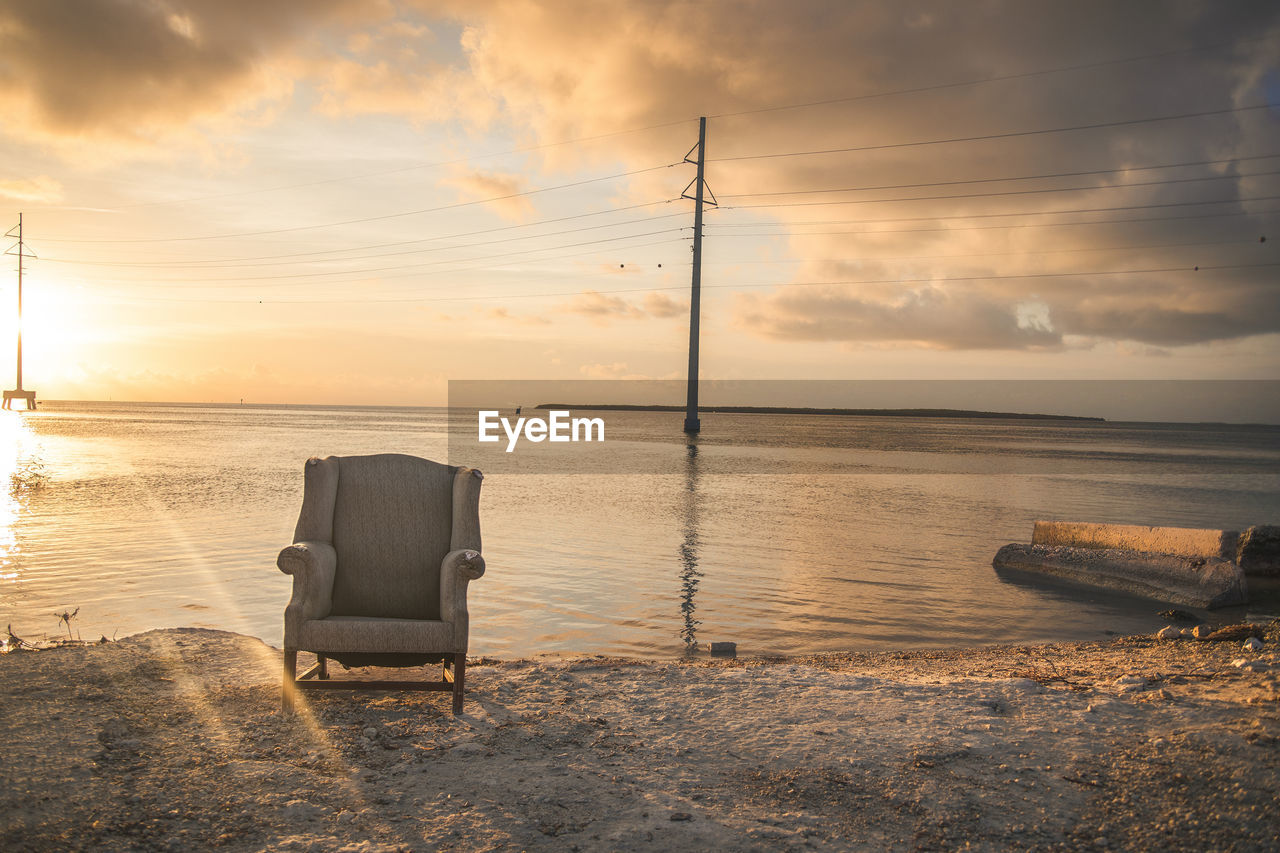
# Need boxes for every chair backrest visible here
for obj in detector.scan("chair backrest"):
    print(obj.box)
[306,454,459,620]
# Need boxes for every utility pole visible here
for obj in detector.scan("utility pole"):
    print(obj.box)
[4,212,37,411]
[681,117,716,434]
[15,212,22,393]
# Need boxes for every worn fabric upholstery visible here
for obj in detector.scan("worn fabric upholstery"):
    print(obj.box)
[450,466,483,552]
[278,541,337,645]
[330,454,455,620]
[293,456,339,543]
[278,454,484,657]
[298,615,455,654]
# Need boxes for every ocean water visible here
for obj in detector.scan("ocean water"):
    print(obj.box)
[2,401,1278,658]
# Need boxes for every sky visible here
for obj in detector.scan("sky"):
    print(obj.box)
[0,0,1277,407]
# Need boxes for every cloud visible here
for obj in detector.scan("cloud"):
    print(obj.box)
[315,14,495,125]
[736,285,1064,350]
[1051,281,1280,346]
[400,0,1279,351]
[6,0,1276,354]
[579,362,647,379]
[0,0,351,144]
[563,289,688,323]
[486,306,550,325]
[565,290,645,322]
[641,292,687,318]
[445,168,535,220]
[0,175,63,203]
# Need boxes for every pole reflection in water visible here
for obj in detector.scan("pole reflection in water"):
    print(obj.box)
[678,441,702,651]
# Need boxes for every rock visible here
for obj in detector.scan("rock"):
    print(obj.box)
[1243,637,1263,652]
[670,812,693,822]
[1114,676,1147,693]
[1179,628,1195,638]
[1192,625,1213,640]
[1158,609,1199,622]
[362,727,378,738]
[1231,658,1250,668]
[708,642,736,657]
[1001,678,1044,694]
[1207,624,1264,641]
[281,800,326,822]
[1236,525,1280,576]
[1156,626,1181,640]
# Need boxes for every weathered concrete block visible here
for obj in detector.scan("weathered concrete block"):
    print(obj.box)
[993,543,1247,609]
[1031,521,1238,560]
[1236,525,1280,576]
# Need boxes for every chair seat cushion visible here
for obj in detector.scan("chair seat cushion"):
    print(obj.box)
[298,615,456,654]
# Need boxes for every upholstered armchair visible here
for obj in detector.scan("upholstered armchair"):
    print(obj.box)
[278,454,485,714]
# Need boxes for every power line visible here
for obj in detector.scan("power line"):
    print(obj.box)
[41,162,681,244]
[41,163,1280,269]
[705,206,1279,237]
[50,200,1276,287]
[69,234,690,291]
[712,103,1276,163]
[76,228,1271,293]
[62,158,1272,269]
[45,89,1274,249]
[721,154,1280,198]
[74,229,690,286]
[44,208,690,270]
[716,193,1280,222]
[44,199,682,267]
[719,169,1280,210]
[109,123,699,211]
[707,262,1280,292]
[85,260,1279,305]
[702,236,1267,265]
[59,234,687,296]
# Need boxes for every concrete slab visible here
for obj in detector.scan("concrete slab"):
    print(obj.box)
[1031,521,1237,560]
[994,543,1247,609]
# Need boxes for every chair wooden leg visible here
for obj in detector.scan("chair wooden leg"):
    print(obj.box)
[317,654,329,680]
[282,649,298,713]
[452,653,466,715]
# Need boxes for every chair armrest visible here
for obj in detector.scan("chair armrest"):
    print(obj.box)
[278,541,337,646]
[440,549,484,650]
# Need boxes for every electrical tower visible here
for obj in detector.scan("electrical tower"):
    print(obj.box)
[3,213,36,411]
[681,117,716,433]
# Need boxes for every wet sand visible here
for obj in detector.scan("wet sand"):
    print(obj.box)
[1,627,1277,852]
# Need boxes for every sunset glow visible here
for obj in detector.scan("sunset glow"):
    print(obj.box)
[0,2,1276,405]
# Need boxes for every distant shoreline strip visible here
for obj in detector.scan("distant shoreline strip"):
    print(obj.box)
[533,404,1104,422]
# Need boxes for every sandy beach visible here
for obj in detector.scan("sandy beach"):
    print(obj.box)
[1,626,1277,852]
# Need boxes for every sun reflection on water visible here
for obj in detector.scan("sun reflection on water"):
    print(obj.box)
[0,411,43,585]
